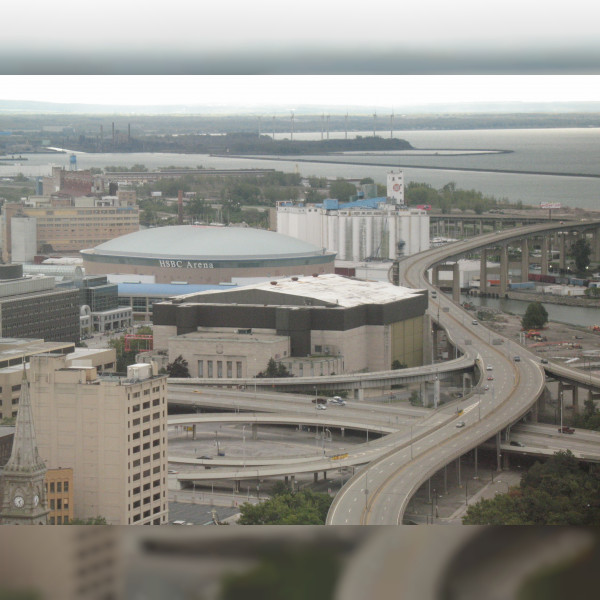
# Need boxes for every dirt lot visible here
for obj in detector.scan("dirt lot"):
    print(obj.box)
[475,308,600,375]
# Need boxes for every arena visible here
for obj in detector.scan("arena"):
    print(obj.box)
[81,225,336,284]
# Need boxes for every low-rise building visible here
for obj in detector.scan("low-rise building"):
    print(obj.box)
[45,467,74,525]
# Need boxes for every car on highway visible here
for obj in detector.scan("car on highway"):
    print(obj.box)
[541,358,548,364]
[198,456,213,460]
[483,385,489,391]
[330,397,346,406]
[486,365,493,371]
[312,398,327,405]
[510,441,525,447]
[558,426,575,434]
[316,404,327,410]
[472,320,478,325]
[513,356,521,362]
[455,421,466,428]
[487,375,494,380]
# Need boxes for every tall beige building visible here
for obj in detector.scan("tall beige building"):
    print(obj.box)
[30,355,169,525]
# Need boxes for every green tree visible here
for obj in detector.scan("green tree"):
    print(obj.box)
[521,302,549,330]
[238,486,333,525]
[392,360,407,369]
[463,451,600,525]
[571,238,591,273]
[257,358,292,378]
[68,516,107,525]
[328,179,357,202]
[166,355,190,378]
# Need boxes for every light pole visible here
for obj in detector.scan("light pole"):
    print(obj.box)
[242,425,246,468]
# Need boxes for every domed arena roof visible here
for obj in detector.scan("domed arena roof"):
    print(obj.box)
[83,225,328,260]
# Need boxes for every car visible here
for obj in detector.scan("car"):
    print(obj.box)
[510,441,525,447]
[316,404,327,410]
[486,365,493,371]
[487,375,494,380]
[312,398,327,405]
[513,356,521,362]
[484,385,489,391]
[472,320,478,325]
[168,469,178,474]
[540,358,548,364]
[558,426,575,434]
[198,456,213,460]
[456,421,466,428]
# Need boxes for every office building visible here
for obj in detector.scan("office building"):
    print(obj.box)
[30,355,168,525]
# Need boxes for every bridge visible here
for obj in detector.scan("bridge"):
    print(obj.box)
[327,219,600,524]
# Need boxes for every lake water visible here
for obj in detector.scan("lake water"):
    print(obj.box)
[2,128,599,209]
[459,293,598,328]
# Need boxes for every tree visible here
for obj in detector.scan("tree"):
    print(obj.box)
[257,358,292,378]
[68,516,107,525]
[238,485,333,525]
[521,301,549,330]
[166,355,190,378]
[392,360,407,369]
[463,451,600,525]
[571,238,591,273]
[328,179,357,202]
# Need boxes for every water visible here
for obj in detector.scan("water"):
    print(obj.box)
[460,293,597,328]
[2,128,599,209]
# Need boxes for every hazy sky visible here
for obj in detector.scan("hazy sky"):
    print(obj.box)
[2,76,600,109]
[2,2,599,75]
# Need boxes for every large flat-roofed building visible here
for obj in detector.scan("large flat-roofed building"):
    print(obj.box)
[1,194,139,261]
[30,356,169,525]
[81,224,336,284]
[154,273,427,375]
[0,265,80,343]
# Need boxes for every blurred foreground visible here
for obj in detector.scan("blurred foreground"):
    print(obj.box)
[0,527,598,600]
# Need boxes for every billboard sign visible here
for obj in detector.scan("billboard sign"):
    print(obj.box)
[540,202,561,209]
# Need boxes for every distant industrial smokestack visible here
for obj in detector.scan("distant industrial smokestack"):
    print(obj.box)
[178,190,183,224]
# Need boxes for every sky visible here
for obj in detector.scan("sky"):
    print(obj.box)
[1,2,600,76]
[1,75,600,110]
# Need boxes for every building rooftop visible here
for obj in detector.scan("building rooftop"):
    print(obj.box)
[118,282,238,297]
[175,273,423,308]
[83,225,331,260]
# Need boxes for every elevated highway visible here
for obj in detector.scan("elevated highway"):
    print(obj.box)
[327,220,600,524]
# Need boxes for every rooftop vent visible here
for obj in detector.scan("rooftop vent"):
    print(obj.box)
[270,281,278,285]
[312,273,319,277]
[291,277,298,281]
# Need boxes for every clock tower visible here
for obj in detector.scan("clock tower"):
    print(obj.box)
[0,365,49,525]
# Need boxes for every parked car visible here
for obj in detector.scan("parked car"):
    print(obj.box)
[510,441,525,447]
[558,426,575,434]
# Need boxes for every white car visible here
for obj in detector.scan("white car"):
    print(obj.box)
[456,421,466,428]
[316,404,327,410]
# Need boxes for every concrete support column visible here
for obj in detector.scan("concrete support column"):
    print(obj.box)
[459,220,464,237]
[496,431,502,471]
[284,476,289,484]
[235,480,241,492]
[479,220,483,235]
[592,228,600,262]
[480,248,488,294]
[252,423,258,440]
[433,377,440,409]
[323,471,327,480]
[432,265,440,286]
[452,262,461,302]
[541,237,549,274]
[502,453,510,469]
[354,388,364,401]
[530,399,539,423]
[314,472,319,482]
[573,386,580,415]
[500,245,509,296]
[520,238,529,283]
[559,234,566,271]
[457,456,461,483]
[340,427,345,438]
[423,313,433,366]
[192,424,196,440]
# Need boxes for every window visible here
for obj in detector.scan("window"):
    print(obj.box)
[64,481,68,492]
[217,361,223,378]
[207,360,213,378]
[197,360,203,377]
[57,499,62,510]
[63,516,69,524]
[57,482,62,493]
[236,361,242,378]
[143,401,150,409]
[226,361,232,378]
[50,516,55,525]
[50,499,55,509]
[50,482,55,493]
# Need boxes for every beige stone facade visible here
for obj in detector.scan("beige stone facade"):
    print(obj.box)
[30,355,168,525]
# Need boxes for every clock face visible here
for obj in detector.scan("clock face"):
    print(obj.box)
[13,495,24,508]
[33,495,39,507]
[393,183,401,192]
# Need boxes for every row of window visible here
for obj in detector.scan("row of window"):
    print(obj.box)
[46,480,69,493]
[49,516,68,524]
[49,498,69,511]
